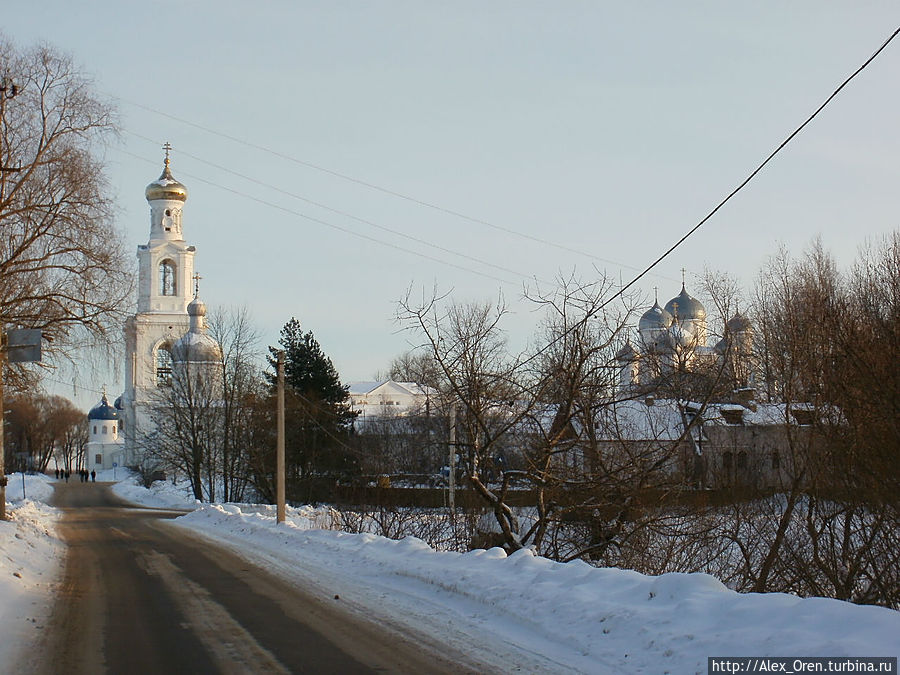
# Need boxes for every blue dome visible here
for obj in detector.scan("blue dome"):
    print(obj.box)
[113,394,124,410]
[88,393,119,421]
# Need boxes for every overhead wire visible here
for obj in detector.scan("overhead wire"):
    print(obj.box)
[116,147,520,288]
[112,94,676,282]
[512,23,900,371]
[122,128,548,286]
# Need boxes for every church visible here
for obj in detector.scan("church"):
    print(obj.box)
[616,282,753,393]
[117,148,221,466]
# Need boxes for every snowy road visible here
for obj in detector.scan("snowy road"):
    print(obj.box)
[36,482,474,674]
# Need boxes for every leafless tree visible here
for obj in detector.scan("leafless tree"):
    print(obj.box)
[0,36,131,362]
[208,306,263,502]
[147,357,223,501]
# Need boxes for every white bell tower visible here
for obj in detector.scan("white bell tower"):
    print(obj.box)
[122,145,197,462]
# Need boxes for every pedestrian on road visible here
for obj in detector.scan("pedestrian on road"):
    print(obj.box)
[55,468,60,480]
[91,470,96,482]
[64,471,70,482]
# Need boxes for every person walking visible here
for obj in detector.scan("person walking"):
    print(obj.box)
[90,470,96,483]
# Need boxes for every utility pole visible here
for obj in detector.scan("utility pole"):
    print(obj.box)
[276,350,285,523]
[448,404,456,514]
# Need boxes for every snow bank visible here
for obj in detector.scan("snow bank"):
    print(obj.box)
[173,503,900,674]
[1,475,64,671]
[104,469,198,510]
[4,471,56,504]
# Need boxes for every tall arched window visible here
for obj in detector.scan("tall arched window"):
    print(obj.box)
[156,347,173,386]
[159,260,176,296]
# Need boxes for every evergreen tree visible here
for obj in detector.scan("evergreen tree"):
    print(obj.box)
[267,318,356,481]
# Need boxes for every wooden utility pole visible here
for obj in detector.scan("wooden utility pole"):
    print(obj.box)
[448,404,456,514]
[276,350,285,523]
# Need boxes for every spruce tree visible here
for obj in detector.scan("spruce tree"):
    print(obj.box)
[267,318,356,481]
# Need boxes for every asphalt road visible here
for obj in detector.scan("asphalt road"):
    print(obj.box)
[36,482,474,674]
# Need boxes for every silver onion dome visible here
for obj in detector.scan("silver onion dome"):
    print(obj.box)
[726,313,751,333]
[171,297,222,363]
[638,301,674,332]
[664,284,706,321]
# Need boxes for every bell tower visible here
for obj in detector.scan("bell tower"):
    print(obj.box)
[122,145,197,462]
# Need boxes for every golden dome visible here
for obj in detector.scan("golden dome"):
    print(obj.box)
[145,157,188,202]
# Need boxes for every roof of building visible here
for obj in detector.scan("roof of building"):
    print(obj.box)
[664,284,706,321]
[638,301,674,332]
[88,393,119,421]
[347,380,436,397]
[145,158,188,202]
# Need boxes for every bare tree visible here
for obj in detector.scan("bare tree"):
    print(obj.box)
[208,306,262,503]
[0,36,131,358]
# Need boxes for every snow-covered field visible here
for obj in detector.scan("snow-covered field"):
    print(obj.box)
[4,471,900,674]
[0,473,65,671]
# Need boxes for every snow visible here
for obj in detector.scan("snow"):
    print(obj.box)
[4,471,899,673]
[102,468,198,510]
[167,503,900,673]
[0,474,65,670]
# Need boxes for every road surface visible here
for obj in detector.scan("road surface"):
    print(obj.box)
[36,482,477,674]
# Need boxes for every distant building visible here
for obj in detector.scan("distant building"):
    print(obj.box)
[617,283,753,392]
[348,380,436,430]
[589,397,813,490]
[85,392,125,471]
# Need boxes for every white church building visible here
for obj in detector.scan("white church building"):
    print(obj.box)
[85,392,126,471]
[119,149,220,465]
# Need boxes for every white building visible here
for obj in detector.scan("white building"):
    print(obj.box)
[348,380,436,429]
[85,392,125,471]
[120,149,209,465]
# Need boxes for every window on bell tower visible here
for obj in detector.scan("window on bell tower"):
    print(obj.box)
[156,347,173,386]
[159,260,176,296]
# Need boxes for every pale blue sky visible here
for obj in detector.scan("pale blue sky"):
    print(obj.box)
[5,3,900,409]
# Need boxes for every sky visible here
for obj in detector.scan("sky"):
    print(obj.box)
[4,473,900,672]
[5,3,900,409]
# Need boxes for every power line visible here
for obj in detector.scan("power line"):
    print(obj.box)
[514,24,900,370]
[123,128,548,286]
[112,94,677,282]
[116,147,521,288]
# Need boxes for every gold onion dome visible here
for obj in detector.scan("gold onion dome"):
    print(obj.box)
[145,157,188,202]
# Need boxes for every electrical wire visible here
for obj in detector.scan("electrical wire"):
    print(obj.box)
[123,128,548,286]
[112,94,676,281]
[116,147,520,288]
[512,24,900,370]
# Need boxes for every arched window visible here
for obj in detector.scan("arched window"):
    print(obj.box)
[156,347,173,386]
[159,260,176,296]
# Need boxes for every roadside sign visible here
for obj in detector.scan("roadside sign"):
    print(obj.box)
[112,462,118,467]
[6,329,42,363]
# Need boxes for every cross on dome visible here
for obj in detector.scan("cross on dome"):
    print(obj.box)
[192,272,202,299]
[163,142,172,167]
